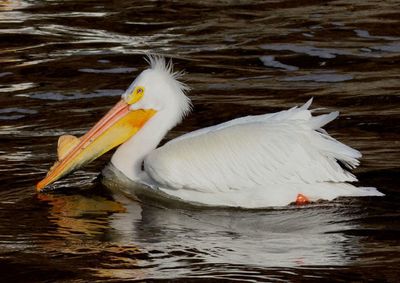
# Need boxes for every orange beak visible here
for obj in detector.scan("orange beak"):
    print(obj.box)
[36,100,156,191]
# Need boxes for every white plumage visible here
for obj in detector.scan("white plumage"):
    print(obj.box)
[104,56,383,208]
[147,100,357,190]
[142,99,381,207]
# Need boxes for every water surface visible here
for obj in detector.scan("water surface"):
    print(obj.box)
[0,0,399,281]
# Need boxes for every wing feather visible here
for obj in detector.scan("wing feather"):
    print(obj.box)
[144,101,360,194]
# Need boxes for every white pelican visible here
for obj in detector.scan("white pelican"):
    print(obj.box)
[36,56,383,208]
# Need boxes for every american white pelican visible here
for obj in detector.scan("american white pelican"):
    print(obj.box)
[36,56,383,208]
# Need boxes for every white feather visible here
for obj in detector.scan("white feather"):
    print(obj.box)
[144,102,371,204]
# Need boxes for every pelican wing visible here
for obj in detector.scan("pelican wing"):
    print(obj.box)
[144,100,362,197]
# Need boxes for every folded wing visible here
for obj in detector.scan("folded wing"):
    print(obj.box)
[144,100,361,195]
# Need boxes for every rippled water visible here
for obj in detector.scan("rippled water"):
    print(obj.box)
[1,0,399,281]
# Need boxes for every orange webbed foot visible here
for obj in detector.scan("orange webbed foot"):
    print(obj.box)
[296,193,310,205]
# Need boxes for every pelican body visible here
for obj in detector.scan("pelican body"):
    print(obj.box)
[36,56,383,208]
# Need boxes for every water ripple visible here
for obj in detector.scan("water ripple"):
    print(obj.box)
[21,89,122,101]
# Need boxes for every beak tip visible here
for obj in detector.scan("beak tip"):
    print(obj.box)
[36,181,45,192]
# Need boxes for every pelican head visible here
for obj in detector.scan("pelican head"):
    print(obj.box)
[36,56,191,191]
[123,56,191,124]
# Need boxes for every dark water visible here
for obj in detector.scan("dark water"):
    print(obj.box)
[1,0,399,281]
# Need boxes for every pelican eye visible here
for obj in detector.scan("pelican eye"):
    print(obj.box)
[126,86,145,104]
